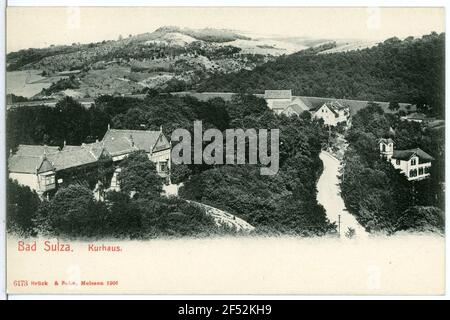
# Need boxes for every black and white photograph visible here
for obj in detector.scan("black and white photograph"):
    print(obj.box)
[1,3,447,297]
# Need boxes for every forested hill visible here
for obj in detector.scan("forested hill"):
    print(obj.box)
[197,32,445,118]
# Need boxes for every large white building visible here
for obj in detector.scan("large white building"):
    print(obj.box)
[263,90,310,116]
[312,101,350,126]
[379,138,434,181]
[8,127,171,196]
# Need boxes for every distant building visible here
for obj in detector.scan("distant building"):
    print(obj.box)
[400,112,428,123]
[8,144,101,197]
[264,90,292,113]
[281,97,311,116]
[8,126,171,196]
[311,101,350,126]
[101,127,171,191]
[263,90,312,116]
[379,138,434,181]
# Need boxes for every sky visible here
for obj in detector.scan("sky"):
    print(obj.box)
[6,7,445,52]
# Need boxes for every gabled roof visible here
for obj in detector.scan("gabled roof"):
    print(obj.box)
[8,155,55,174]
[61,145,82,151]
[104,136,139,157]
[392,148,434,163]
[312,101,349,117]
[283,102,310,115]
[264,90,292,99]
[291,97,313,110]
[326,101,348,116]
[8,129,169,174]
[15,145,60,157]
[62,141,106,159]
[272,100,291,110]
[325,101,348,111]
[379,138,394,145]
[102,129,162,155]
[87,141,107,159]
[47,148,99,171]
[9,144,102,174]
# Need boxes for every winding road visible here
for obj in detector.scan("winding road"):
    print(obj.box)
[317,151,368,238]
[163,183,255,232]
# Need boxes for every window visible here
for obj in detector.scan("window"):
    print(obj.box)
[44,175,55,185]
[409,169,417,178]
[159,161,168,172]
[382,144,386,152]
[411,158,417,166]
[418,167,424,175]
[110,169,121,188]
[396,159,400,165]
[111,176,118,187]
[425,166,431,174]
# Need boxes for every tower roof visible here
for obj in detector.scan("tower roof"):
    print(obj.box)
[378,138,394,145]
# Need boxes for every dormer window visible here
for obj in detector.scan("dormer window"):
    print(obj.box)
[39,172,56,191]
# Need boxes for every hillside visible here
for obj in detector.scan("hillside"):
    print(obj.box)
[197,32,445,118]
[6,26,334,99]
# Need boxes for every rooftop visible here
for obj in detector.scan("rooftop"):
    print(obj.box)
[264,90,292,100]
[379,138,394,145]
[15,145,60,157]
[102,129,163,155]
[47,148,99,171]
[8,155,54,174]
[271,100,291,110]
[392,148,435,163]
[283,102,310,115]
[8,128,170,174]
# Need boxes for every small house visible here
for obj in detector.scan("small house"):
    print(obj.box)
[264,90,292,113]
[379,138,434,181]
[312,101,350,126]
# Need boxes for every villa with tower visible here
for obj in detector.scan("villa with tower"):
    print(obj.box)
[379,138,434,181]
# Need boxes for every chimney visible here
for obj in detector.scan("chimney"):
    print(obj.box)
[108,123,111,130]
[160,125,163,132]
[63,140,66,147]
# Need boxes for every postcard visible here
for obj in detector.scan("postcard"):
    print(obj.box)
[4,6,445,295]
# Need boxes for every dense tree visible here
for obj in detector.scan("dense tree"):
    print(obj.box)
[179,94,334,235]
[54,97,91,145]
[395,206,444,233]
[198,33,445,118]
[340,104,444,233]
[104,191,143,238]
[6,96,93,151]
[6,179,40,236]
[40,184,109,237]
[117,151,163,198]
[388,101,400,111]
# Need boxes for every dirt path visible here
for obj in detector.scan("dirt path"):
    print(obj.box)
[187,200,255,232]
[317,150,369,238]
[163,183,255,232]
